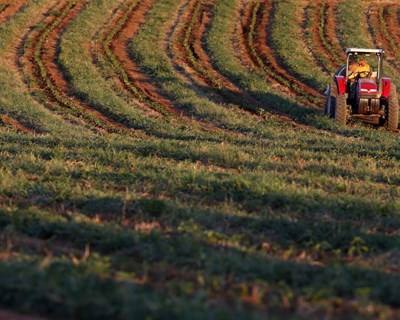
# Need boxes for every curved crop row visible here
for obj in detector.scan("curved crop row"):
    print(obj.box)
[382,4,400,51]
[103,0,175,117]
[57,0,183,140]
[0,1,25,25]
[238,0,322,107]
[0,0,88,136]
[184,0,318,129]
[0,114,34,134]
[303,0,344,74]
[267,0,328,92]
[367,5,400,71]
[303,2,334,74]
[241,1,298,98]
[175,0,237,91]
[167,0,208,86]
[0,4,8,15]
[100,0,257,139]
[319,1,345,64]
[128,0,291,138]
[59,0,255,144]
[93,1,163,118]
[91,0,259,141]
[0,1,43,134]
[19,1,132,134]
[205,0,321,125]
[167,0,264,116]
[372,4,400,71]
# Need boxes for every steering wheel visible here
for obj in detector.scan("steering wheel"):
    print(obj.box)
[348,71,358,80]
[348,70,372,80]
[358,70,372,78]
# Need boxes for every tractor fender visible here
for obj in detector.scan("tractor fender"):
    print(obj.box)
[381,77,391,98]
[335,76,347,95]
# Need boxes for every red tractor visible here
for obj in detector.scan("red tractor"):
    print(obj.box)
[325,48,399,130]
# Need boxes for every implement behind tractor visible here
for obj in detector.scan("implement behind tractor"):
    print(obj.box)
[325,48,399,130]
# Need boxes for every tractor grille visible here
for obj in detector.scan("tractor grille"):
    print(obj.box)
[359,98,381,114]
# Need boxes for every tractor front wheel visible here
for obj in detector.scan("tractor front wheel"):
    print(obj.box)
[388,84,399,131]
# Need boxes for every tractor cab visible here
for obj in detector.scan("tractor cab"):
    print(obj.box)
[325,48,399,130]
[345,48,383,78]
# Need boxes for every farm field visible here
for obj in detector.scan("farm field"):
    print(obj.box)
[0,0,400,319]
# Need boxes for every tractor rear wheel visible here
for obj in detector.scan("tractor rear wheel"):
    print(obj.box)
[388,84,399,131]
[333,85,347,126]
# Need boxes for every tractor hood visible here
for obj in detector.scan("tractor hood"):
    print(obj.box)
[357,78,378,95]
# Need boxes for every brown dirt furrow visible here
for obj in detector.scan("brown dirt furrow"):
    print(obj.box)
[253,0,322,105]
[0,4,9,17]
[18,1,64,107]
[397,6,400,28]
[381,4,400,68]
[169,0,261,110]
[110,0,253,136]
[367,3,400,72]
[19,1,134,134]
[164,0,268,133]
[191,0,270,112]
[0,310,44,320]
[0,1,25,25]
[384,4,400,43]
[367,6,388,50]
[232,0,258,71]
[184,0,312,129]
[304,0,343,74]
[107,0,232,135]
[169,0,211,87]
[163,0,311,129]
[190,1,241,93]
[233,0,317,103]
[41,2,83,94]
[233,0,318,104]
[110,0,178,116]
[234,0,295,97]
[303,1,333,74]
[323,0,346,64]
[93,1,163,118]
[0,114,35,134]
[39,1,131,132]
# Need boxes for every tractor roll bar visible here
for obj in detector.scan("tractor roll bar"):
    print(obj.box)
[345,48,384,90]
[346,48,384,54]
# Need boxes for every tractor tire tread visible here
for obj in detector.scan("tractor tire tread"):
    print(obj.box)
[333,83,347,125]
[388,84,399,131]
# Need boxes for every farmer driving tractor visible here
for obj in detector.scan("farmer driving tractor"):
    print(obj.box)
[347,55,373,101]
[325,48,399,131]
[348,56,372,80]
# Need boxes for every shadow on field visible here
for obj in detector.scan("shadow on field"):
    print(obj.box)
[80,169,400,222]
[2,133,400,193]
[8,172,400,255]
[137,63,326,136]
[0,250,257,319]
[177,81,320,127]
[2,203,400,318]
[192,80,389,139]
[71,196,400,253]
